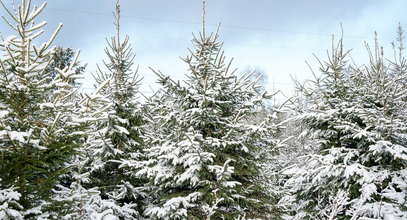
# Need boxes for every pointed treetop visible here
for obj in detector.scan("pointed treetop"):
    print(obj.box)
[115,0,121,40]
[202,0,206,37]
[116,0,120,17]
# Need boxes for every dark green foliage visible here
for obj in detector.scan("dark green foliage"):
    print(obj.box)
[0,1,88,217]
[84,1,146,218]
[46,46,87,80]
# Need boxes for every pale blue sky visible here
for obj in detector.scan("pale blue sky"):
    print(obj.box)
[1,0,407,102]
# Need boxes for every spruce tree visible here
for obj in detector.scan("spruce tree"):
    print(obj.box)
[46,46,87,80]
[49,82,116,219]
[139,3,281,219]
[0,0,88,217]
[84,1,145,218]
[285,30,407,219]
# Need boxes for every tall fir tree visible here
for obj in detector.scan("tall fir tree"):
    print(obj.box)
[138,2,282,219]
[284,29,407,219]
[84,1,145,218]
[0,0,88,218]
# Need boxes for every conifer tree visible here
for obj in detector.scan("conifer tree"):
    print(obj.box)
[139,2,281,219]
[0,0,88,217]
[285,30,407,219]
[46,46,87,80]
[49,82,117,219]
[84,1,145,218]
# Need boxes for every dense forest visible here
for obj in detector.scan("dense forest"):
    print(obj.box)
[0,0,406,219]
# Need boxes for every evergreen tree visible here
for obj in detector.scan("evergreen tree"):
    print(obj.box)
[49,82,117,219]
[0,0,88,217]
[139,3,282,219]
[46,46,87,80]
[285,30,407,219]
[84,1,145,218]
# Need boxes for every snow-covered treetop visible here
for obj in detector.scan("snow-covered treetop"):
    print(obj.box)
[0,0,61,64]
[92,0,141,105]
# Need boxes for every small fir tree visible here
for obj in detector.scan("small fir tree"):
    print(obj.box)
[46,46,87,80]
[49,81,118,219]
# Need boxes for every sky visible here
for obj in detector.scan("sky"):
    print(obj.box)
[1,0,407,103]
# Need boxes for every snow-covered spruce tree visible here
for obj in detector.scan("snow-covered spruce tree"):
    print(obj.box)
[0,0,88,217]
[284,30,407,219]
[84,1,145,218]
[139,9,281,220]
[48,82,116,219]
[271,106,315,217]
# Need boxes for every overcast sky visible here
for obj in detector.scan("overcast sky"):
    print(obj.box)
[1,0,407,102]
